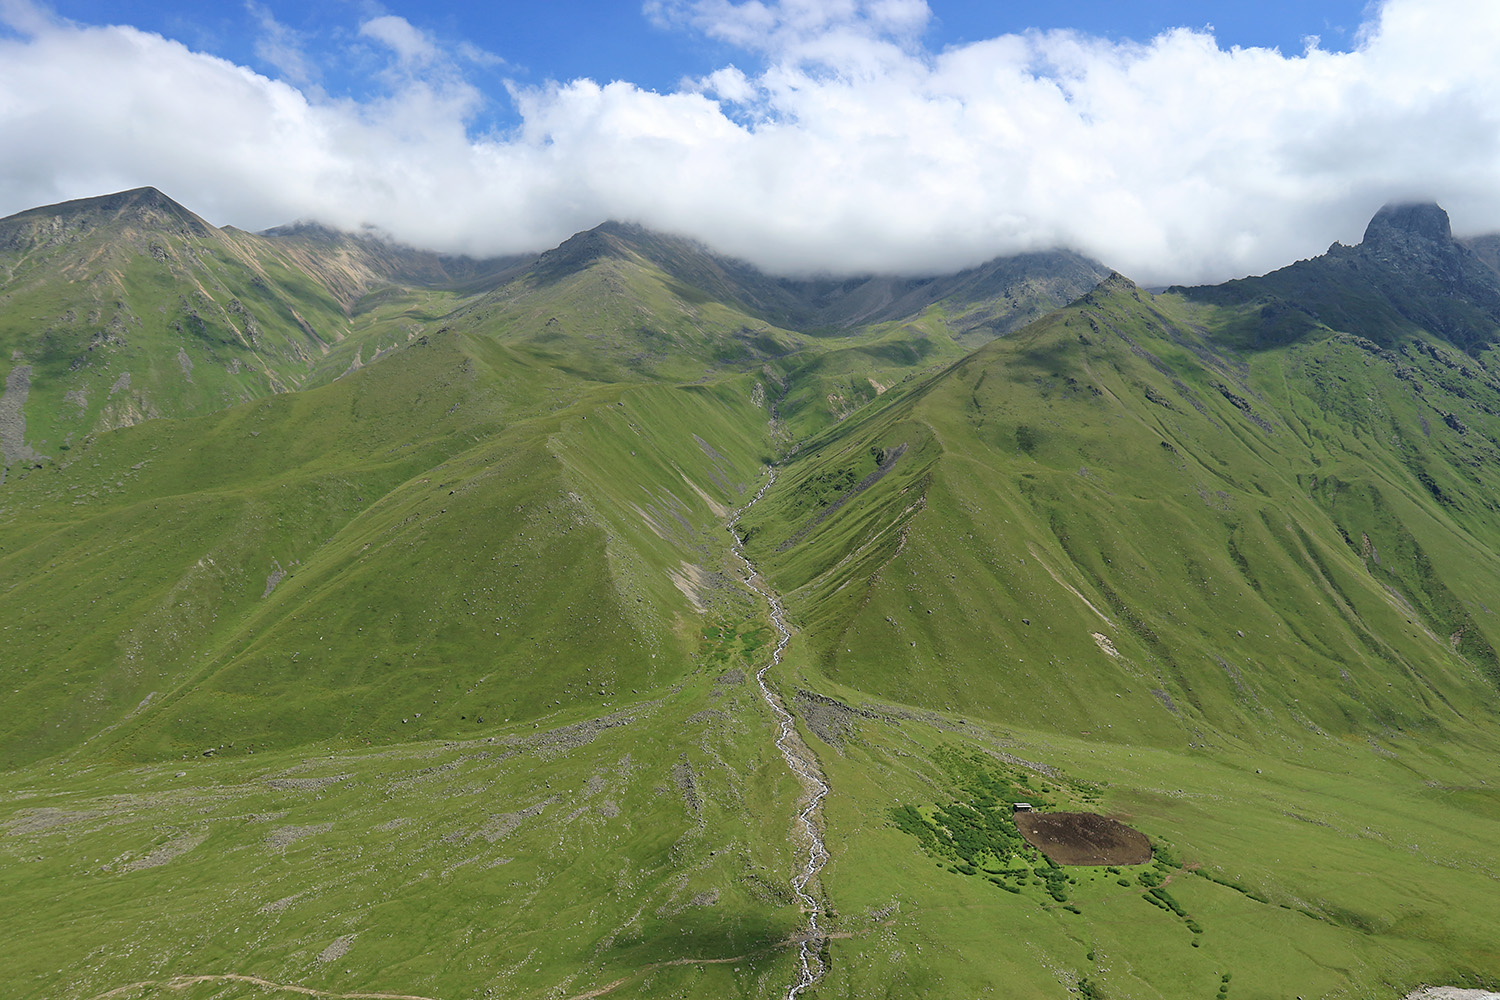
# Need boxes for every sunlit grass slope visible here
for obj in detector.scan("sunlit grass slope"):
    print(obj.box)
[0,317,776,769]
[0,188,487,461]
[747,275,1500,753]
[0,673,817,1000]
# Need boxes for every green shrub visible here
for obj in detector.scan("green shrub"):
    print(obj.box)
[1148,887,1187,917]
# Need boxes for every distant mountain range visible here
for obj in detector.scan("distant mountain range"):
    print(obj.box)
[3,188,1500,1000]
[0,187,1105,467]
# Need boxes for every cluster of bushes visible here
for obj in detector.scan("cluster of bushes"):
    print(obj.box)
[1141,886,1204,942]
[1041,857,1070,902]
[1146,887,1182,917]
[1193,868,1270,904]
[889,748,1054,882]
[1142,887,1176,914]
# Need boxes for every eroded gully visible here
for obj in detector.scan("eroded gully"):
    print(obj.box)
[727,467,831,1000]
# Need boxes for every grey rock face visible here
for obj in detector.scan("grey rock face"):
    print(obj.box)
[1363,202,1454,246]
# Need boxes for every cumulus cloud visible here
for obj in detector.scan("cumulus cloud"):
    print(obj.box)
[1,0,1499,284]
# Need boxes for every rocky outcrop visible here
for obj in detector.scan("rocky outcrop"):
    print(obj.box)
[0,363,40,467]
[1362,201,1454,246]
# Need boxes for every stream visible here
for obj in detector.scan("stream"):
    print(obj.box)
[727,467,832,1000]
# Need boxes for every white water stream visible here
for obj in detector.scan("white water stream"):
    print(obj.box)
[727,467,831,999]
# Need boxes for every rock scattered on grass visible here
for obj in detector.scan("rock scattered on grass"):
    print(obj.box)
[257,893,305,915]
[266,773,350,792]
[124,830,207,871]
[316,934,355,964]
[265,823,333,850]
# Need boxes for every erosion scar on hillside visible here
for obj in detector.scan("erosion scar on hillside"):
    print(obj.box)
[1015,811,1152,866]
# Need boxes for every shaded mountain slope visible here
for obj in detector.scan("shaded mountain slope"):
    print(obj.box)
[526,221,1108,335]
[1180,202,1500,353]
[253,221,535,303]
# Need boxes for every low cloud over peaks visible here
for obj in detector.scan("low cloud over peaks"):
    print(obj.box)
[1,0,1498,284]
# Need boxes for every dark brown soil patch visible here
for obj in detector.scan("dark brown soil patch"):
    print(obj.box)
[1015,811,1152,866]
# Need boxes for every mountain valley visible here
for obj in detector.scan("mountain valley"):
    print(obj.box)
[2,189,1500,1000]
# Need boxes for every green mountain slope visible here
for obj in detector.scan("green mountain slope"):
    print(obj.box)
[0,188,527,467]
[732,208,1500,997]
[743,268,1500,748]
[3,193,1500,1000]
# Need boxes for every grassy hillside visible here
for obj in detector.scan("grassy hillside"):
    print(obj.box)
[4,192,1500,999]
[744,275,1500,749]
[0,188,494,466]
[732,259,1500,997]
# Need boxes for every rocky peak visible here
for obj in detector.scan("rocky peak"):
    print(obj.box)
[1362,202,1453,247]
[528,225,634,284]
[0,186,214,249]
[1078,270,1143,304]
[1353,201,1469,288]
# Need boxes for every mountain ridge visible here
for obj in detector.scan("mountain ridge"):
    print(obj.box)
[0,187,1110,466]
[1178,200,1500,353]
[0,186,214,247]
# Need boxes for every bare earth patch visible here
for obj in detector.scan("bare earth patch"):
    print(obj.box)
[1015,811,1152,865]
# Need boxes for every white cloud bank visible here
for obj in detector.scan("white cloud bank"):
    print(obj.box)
[2,0,1499,284]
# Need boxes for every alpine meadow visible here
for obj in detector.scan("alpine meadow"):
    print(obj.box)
[5,184,1500,1000]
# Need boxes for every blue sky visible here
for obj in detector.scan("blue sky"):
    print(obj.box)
[35,1,1374,127]
[2,0,1494,284]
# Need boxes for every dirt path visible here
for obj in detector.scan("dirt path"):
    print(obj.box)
[563,954,754,1000]
[87,973,441,1000]
[561,927,879,1000]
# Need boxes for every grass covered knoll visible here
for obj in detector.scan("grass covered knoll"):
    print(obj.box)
[794,676,1500,999]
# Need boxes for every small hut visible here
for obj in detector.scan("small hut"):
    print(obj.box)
[1012,802,1033,813]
